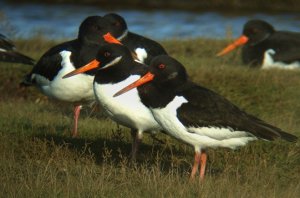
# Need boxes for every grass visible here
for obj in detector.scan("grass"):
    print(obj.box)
[0,38,299,197]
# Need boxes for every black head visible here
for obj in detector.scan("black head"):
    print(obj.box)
[217,19,275,56]
[148,55,187,87]
[103,13,128,40]
[63,43,135,79]
[113,55,188,97]
[243,19,275,45]
[93,43,133,70]
[78,15,111,44]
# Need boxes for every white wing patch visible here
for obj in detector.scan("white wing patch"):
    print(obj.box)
[187,126,257,149]
[135,48,148,63]
[262,49,300,69]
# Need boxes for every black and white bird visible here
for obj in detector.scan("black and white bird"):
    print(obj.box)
[114,55,298,181]
[21,16,113,137]
[217,19,300,69]
[63,44,161,159]
[103,13,168,64]
[0,33,34,65]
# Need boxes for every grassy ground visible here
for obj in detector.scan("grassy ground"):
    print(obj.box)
[0,38,299,197]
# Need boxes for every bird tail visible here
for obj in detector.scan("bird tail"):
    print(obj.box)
[2,52,35,65]
[250,117,298,142]
[20,74,34,87]
[277,130,298,142]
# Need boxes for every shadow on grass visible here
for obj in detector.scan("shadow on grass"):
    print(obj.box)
[33,133,132,164]
[33,132,193,175]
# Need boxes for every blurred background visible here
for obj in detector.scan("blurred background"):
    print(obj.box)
[1,0,300,40]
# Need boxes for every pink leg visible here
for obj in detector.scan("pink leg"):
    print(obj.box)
[72,105,82,138]
[190,152,201,180]
[130,129,142,161]
[199,150,207,182]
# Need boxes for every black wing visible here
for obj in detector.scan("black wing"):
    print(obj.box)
[0,33,34,65]
[0,51,35,65]
[0,33,15,51]
[176,81,297,142]
[21,40,77,85]
[123,32,167,64]
[267,31,300,63]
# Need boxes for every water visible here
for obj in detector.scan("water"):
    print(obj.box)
[1,2,300,40]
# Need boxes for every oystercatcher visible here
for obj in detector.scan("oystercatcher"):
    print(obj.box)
[21,16,112,137]
[63,44,161,159]
[114,55,298,181]
[217,19,300,69]
[0,33,34,65]
[103,13,168,64]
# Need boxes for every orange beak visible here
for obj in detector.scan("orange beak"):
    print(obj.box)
[103,32,122,45]
[114,72,155,97]
[103,32,138,60]
[63,59,100,78]
[217,35,249,56]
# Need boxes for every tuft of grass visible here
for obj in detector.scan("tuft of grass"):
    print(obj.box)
[0,38,299,197]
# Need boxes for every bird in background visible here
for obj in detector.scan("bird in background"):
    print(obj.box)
[102,13,168,64]
[217,19,300,69]
[113,54,298,181]
[0,33,35,65]
[21,16,114,137]
[63,43,162,160]
[20,12,168,138]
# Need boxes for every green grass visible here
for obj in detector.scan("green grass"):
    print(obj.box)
[0,38,299,197]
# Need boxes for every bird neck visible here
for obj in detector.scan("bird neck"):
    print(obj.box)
[94,60,143,84]
[138,82,177,109]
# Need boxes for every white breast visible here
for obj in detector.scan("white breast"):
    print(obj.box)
[33,50,95,103]
[93,75,160,131]
[151,96,257,152]
[262,49,300,69]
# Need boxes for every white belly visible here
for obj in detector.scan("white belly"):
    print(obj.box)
[33,51,95,103]
[262,49,300,70]
[151,96,257,152]
[93,75,160,131]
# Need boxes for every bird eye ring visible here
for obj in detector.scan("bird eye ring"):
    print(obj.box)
[104,52,111,57]
[158,64,165,69]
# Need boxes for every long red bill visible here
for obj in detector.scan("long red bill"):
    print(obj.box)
[217,35,249,56]
[103,32,123,45]
[63,59,100,78]
[113,72,155,97]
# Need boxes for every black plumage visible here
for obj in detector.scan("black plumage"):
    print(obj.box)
[114,54,298,180]
[242,20,300,66]
[218,19,300,68]
[137,55,297,142]
[103,13,168,64]
[0,33,34,65]
[21,16,110,85]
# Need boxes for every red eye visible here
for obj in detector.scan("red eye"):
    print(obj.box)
[158,64,165,69]
[104,52,110,57]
